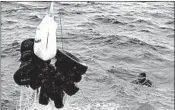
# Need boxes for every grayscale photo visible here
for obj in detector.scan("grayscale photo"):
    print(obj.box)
[1,1,174,110]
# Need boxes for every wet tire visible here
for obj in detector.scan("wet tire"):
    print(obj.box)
[63,82,79,96]
[54,91,64,108]
[39,87,49,105]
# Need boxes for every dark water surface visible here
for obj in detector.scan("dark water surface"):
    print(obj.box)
[1,2,174,110]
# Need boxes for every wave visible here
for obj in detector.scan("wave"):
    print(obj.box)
[150,12,172,19]
[60,3,71,6]
[88,35,169,52]
[132,19,153,24]
[74,3,88,7]
[2,9,18,13]
[2,2,30,12]
[166,34,174,38]
[1,53,8,58]
[90,75,113,83]
[140,29,153,33]
[2,2,48,14]
[2,25,35,32]
[103,35,122,45]
[137,51,169,62]
[5,20,18,24]
[107,68,136,81]
[165,20,174,25]
[94,15,127,25]
[71,10,87,15]
[89,2,111,5]
[77,22,97,27]
[87,1,95,4]
[28,15,41,21]
[15,2,49,11]
[130,18,161,29]
[21,25,36,30]
[103,36,169,62]
[2,40,20,58]
[55,8,69,16]
[2,27,15,31]
[118,38,168,51]
[60,2,110,7]
[60,8,96,15]
[159,26,174,31]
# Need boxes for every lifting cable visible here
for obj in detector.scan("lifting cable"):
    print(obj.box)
[59,8,64,50]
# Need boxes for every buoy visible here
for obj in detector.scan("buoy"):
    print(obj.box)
[34,2,57,61]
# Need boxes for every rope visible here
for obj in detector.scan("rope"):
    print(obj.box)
[19,87,23,110]
[59,9,64,50]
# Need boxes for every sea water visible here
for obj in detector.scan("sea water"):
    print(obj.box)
[1,2,174,110]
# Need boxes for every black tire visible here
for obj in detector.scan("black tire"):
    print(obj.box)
[39,87,49,105]
[13,62,34,86]
[73,74,82,83]
[54,91,64,108]
[63,82,79,96]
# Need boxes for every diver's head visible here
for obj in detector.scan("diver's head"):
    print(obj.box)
[138,72,146,83]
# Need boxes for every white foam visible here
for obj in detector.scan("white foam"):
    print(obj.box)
[18,87,130,110]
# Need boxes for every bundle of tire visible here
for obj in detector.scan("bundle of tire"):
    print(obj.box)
[13,38,88,108]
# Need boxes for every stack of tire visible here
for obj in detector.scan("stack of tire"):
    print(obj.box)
[14,39,88,108]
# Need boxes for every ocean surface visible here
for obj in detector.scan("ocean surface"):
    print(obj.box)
[1,1,174,110]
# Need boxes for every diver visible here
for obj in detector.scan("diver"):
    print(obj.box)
[131,72,152,87]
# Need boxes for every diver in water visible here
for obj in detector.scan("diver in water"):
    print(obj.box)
[131,72,152,87]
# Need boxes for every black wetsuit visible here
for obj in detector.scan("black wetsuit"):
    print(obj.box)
[131,79,152,87]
